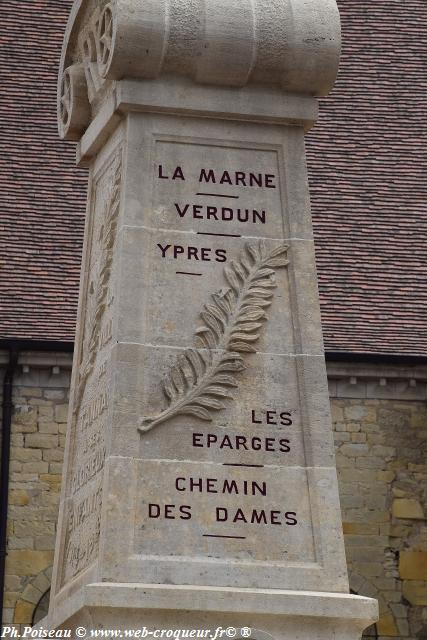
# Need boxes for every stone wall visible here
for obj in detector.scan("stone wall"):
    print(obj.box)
[1,356,426,638]
[1,355,71,627]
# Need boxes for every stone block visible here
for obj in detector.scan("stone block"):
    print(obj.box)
[14,600,34,624]
[392,499,424,520]
[25,433,58,449]
[371,445,396,458]
[22,583,44,605]
[377,470,395,483]
[44,389,65,400]
[14,520,55,537]
[54,404,69,422]
[344,405,368,421]
[5,575,22,591]
[13,445,41,463]
[11,434,24,447]
[28,398,52,407]
[402,582,427,605]
[334,432,351,443]
[22,461,49,474]
[7,537,34,550]
[351,433,367,443]
[42,449,64,462]
[331,404,344,422]
[34,535,56,550]
[396,618,409,636]
[343,523,379,535]
[376,613,399,637]
[32,571,51,593]
[12,407,37,428]
[351,562,383,577]
[39,474,62,488]
[38,406,54,418]
[22,387,42,398]
[340,444,369,457]
[9,490,30,506]
[399,551,427,580]
[355,457,386,470]
[6,550,53,576]
[49,462,63,474]
[38,422,58,434]
[2,609,14,624]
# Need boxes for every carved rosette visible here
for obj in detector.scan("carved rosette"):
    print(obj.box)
[58,63,91,141]
[97,4,114,78]
[58,0,341,140]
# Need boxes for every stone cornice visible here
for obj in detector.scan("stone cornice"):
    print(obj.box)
[58,0,341,141]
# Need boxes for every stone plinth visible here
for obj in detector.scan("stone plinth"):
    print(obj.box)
[44,0,378,637]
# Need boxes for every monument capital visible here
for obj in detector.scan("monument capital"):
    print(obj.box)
[58,0,341,141]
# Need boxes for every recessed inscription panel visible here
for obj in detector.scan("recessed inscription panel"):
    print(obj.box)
[150,140,285,239]
[60,146,122,587]
[135,461,315,563]
[129,135,320,572]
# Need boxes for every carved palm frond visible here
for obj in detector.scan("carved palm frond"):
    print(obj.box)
[74,158,121,414]
[139,240,288,433]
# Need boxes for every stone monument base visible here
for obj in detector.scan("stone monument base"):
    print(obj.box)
[42,584,378,639]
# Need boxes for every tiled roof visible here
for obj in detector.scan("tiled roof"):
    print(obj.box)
[0,0,425,356]
[307,0,427,356]
[0,0,86,342]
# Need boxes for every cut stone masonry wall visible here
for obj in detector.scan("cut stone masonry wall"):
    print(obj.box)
[1,357,426,637]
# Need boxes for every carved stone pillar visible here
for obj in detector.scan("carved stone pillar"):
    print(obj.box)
[46,0,377,637]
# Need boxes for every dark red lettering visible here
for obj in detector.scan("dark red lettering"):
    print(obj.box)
[192,433,203,447]
[280,412,293,426]
[215,249,227,262]
[285,512,298,525]
[172,166,185,181]
[216,507,228,522]
[157,243,171,258]
[279,438,291,453]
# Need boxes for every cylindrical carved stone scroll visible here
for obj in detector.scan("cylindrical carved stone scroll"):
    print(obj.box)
[58,63,91,141]
[98,0,169,80]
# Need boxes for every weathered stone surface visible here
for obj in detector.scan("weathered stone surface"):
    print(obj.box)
[403,582,427,605]
[376,612,400,637]
[6,550,53,576]
[14,600,34,623]
[399,551,427,580]
[392,498,424,520]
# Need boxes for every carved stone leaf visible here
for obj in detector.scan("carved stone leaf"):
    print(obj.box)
[139,240,289,433]
[238,309,267,322]
[163,376,177,402]
[204,385,234,398]
[185,349,205,378]
[265,257,289,268]
[211,374,239,387]
[229,341,257,353]
[182,406,213,421]
[200,311,222,337]
[234,322,263,332]
[224,265,240,292]
[230,332,260,342]
[194,397,226,410]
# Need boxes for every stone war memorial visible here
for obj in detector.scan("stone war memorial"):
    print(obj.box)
[43,0,378,637]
